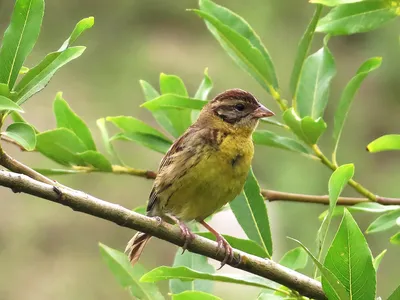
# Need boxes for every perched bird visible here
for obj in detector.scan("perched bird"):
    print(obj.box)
[125,88,274,268]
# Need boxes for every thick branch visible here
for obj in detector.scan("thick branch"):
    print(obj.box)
[0,170,326,300]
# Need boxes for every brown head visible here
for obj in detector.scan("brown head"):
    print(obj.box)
[197,89,274,134]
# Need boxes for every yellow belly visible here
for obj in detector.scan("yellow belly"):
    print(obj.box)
[164,135,254,221]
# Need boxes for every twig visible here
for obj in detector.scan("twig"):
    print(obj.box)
[0,135,27,151]
[0,150,55,185]
[0,169,327,300]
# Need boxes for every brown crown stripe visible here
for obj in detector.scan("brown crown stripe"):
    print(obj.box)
[212,89,258,104]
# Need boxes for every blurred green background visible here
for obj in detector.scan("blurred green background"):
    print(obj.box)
[0,1,399,299]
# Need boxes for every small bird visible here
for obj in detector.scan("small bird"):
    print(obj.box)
[126,89,274,268]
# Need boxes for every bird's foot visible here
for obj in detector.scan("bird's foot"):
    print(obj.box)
[178,222,195,254]
[216,234,235,270]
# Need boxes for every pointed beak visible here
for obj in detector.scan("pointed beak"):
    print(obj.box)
[252,104,274,119]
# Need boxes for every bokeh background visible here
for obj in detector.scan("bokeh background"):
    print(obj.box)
[0,1,399,299]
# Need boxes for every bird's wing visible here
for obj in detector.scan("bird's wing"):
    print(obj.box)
[146,126,222,214]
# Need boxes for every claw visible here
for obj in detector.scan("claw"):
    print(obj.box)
[165,214,195,254]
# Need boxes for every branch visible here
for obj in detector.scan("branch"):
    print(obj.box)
[0,169,326,300]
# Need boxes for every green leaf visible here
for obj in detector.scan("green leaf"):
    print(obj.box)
[316,2,397,35]
[133,206,146,215]
[142,94,208,111]
[77,150,112,172]
[169,250,214,294]
[311,0,369,5]
[19,66,29,74]
[58,17,94,51]
[0,95,24,112]
[318,202,400,220]
[36,128,87,166]
[140,79,179,138]
[333,57,382,159]
[194,0,278,94]
[196,232,268,258]
[367,134,400,152]
[194,68,213,100]
[373,249,387,271]
[252,130,311,155]
[141,266,276,290]
[53,92,96,151]
[279,247,308,271]
[290,5,323,98]
[34,168,83,175]
[323,210,376,300]
[283,108,327,145]
[2,122,36,151]
[388,284,400,300]
[318,164,354,258]
[107,116,171,142]
[390,232,400,245]
[96,118,124,165]
[0,0,44,89]
[172,291,221,300]
[160,73,189,97]
[192,68,212,122]
[99,243,164,300]
[230,168,272,257]
[15,47,86,105]
[296,42,336,119]
[366,209,400,234]
[289,237,349,300]
[111,132,172,154]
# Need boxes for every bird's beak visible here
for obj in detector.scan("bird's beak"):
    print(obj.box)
[253,104,275,119]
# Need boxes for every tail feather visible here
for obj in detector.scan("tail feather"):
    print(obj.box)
[125,232,152,266]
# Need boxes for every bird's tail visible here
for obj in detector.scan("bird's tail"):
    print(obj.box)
[124,232,152,266]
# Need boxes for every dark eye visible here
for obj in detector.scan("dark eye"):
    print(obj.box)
[234,103,245,112]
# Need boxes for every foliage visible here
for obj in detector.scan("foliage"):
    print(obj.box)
[0,0,400,299]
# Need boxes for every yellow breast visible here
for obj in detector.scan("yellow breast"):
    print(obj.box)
[164,134,254,221]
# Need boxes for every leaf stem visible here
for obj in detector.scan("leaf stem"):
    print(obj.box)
[312,145,377,201]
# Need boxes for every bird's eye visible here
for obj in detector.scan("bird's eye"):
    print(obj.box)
[234,103,245,112]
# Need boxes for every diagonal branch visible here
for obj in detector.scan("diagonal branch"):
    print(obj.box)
[0,169,327,300]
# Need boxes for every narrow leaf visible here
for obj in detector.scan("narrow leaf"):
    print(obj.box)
[192,68,212,122]
[323,210,376,300]
[36,128,87,166]
[15,47,86,105]
[2,122,36,150]
[193,3,278,94]
[107,116,171,142]
[54,92,96,150]
[388,285,400,300]
[318,202,399,220]
[230,168,272,257]
[141,266,276,290]
[59,17,94,51]
[141,94,208,111]
[333,57,381,158]
[111,132,172,154]
[172,291,221,300]
[279,247,308,271]
[0,0,44,89]
[289,237,349,300]
[34,168,83,175]
[373,249,387,271]
[96,118,124,165]
[317,2,397,35]
[311,0,367,5]
[296,43,336,119]
[0,96,24,112]
[169,250,214,294]
[253,130,311,155]
[140,80,160,101]
[366,209,400,234]
[367,135,400,152]
[77,150,112,172]
[290,5,323,98]
[99,243,164,300]
[160,73,189,97]
[196,232,268,258]
[390,232,400,245]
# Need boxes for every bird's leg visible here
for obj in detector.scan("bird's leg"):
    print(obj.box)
[200,220,237,269]
[166,214,195,254]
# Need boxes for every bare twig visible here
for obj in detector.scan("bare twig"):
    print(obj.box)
[0,169,327,300]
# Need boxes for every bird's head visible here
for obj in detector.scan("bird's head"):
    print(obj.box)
[198,89,274,135]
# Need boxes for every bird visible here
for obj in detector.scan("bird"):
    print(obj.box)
[125,88,274,268]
